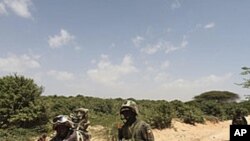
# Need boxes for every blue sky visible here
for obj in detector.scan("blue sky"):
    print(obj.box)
[0,0,249,101]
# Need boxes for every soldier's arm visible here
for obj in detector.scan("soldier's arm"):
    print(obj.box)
[141,123,154,141]
[82,121,90,130]
[118,127,123,141]
[232,118,236,125]
[242,117,248,125]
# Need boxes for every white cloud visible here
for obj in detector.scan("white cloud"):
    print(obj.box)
[48,29,75,48]
[4,0,33,18]
[161,60,170,69]
[141,37,188,55]
[110,43,116,48]
[74,46,81,51]
[0,2,8,15]
[198,73,232,84]
[87,54,138,85]
[91,59,97,64]
[154,72,170,82]
[163,42,179,54]
[204,22,215,29]
[0,54,40,72]
[171,0,181,9]
[141,41,163,54]
[132,36,144,47]
[47,70,75,81]
[127,72,232,101]
[161,73,232,89]
[181,39,188,47]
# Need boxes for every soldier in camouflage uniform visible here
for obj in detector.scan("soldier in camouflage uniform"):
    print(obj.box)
[50,115,84,141]
[232,109,248,125]
[70,108,91,140]
[118,100,154,141]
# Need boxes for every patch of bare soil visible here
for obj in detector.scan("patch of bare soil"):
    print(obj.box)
[91,116,250,141]
[33,116,250,141]
[153,116,250,141]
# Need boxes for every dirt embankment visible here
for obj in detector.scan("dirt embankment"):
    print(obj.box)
[151,116,249,141]
[35,116,250,141]
[153,119,231,141]
[90,116,250,141]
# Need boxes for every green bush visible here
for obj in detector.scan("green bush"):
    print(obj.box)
[0,128,39,141]
[0,74,48,128]
[182,106,205,125]
[198,100,225,120]
[170,100,186,118]
[143,101,173,129]
[171,100,204,125]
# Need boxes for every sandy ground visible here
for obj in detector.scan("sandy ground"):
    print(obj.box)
[153,120,230,141]
[90,116,250,141]
[152,116,250,141]
[35,116,250,141]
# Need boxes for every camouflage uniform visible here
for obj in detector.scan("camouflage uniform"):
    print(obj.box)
[118,100,154,141]
[232,109,248,125]
[71,108,91,140]
[50,131,77,141]
[232,116,248,125]
[50,115,84,141]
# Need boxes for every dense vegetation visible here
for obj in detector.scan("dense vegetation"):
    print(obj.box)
[0,73,250,140]
[237,66,250,89]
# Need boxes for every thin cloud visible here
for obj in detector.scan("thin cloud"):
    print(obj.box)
[153,73,233,100]
[165,37,188,53]
[141,37,188,55]
[87,54,138,85]
[204,22,215,29]
[161,73,232,89]
[74,46,81,51]
[199,73,232,84]
[48,29,75,48]
[171,0,181,9]
[132,36,144,47]
[47,70,75,81]
[140,60,171,82]
[161,60,170,69]
[110,43,116,48]
[141,41,163,54]
[0,2,8,15]
[154,72,170,82]
[4,0,33,19]
[0,53,40,72]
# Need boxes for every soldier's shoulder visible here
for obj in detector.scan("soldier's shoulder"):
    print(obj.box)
[139,120,149,125]
[138,120,151,128]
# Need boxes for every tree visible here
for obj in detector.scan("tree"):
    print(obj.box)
[238,66,250,88]
[0,74,47,128]
[193,90,239,103]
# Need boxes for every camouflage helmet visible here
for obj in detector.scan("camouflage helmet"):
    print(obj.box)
[52,115,74,130]
[120,100,139,115]
[74,108,89,114]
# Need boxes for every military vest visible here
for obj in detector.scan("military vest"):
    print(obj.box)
[121,120,147,141]
[50,130,86,141]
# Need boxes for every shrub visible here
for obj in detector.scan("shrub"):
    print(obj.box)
[182,106,205,125]
[0,74,48,128]
[144,101,173,129]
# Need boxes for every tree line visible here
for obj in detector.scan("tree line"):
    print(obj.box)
[0,66,250,140]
